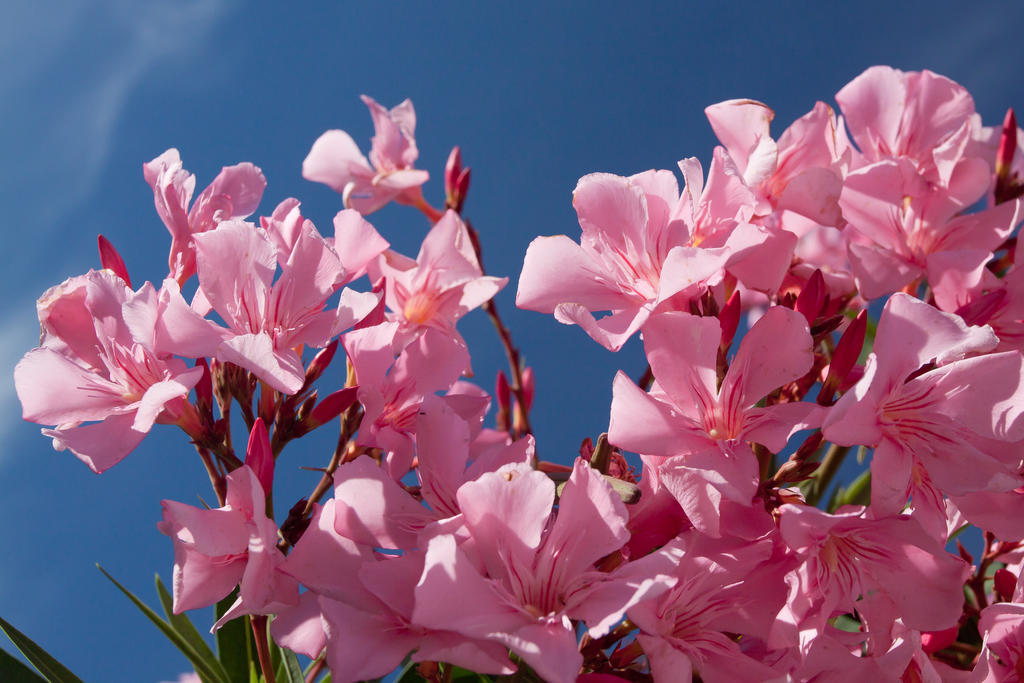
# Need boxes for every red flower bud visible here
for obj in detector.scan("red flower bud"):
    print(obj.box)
[97,234,132,288]
[795,269,826,326]
[995,567,1018,602]
[718,290,741,350]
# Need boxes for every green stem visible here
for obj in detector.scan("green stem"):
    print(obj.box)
[806,443,851,507]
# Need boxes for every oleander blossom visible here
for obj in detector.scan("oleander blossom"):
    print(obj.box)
[14,270,211,472]
[303,95,429,214]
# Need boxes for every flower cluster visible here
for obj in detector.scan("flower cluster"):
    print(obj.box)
[14,67,1024,682]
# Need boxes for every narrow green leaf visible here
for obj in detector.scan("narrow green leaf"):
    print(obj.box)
[155,575,228,683]
[0,646,48,682]
[0,617,84,683]
[215,592,251,683]
[96,565,228,683]
[277,647,303,683]
[393,655,421,682]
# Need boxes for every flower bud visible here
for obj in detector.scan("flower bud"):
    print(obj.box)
[303,387,358,432]
[303,339,338,388]
[996,109,1017,183]
[819,309,866,405]
[795,269,826,326]
[995,568,1017,602]
[718,290,741,350]
[920,626,958,654]
[245,419,275,496]
[97,234,132,288]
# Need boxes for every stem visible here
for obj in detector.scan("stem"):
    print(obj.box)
[301,405,364,519]
[482,298,534,437]
[412,196,444,223]
[195,445,227,506]
[304,655,326,683]
[461,217,534,439]
[251,615,276,683]
[806,443,851,506]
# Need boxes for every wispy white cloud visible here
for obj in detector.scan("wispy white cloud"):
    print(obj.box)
[0,0,239,467]
[0,0,239,235]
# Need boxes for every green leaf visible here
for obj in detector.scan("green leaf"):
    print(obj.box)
[155,575,228,683]
[214,591,251,683]
[0,646,48,682]
[96,564,229,683]
[276,647,303,683]
[0,617,84,683]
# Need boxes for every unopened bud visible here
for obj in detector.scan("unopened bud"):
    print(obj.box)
[997,109,1017,182]
[194,358,213,414]
[520,366,535,412]
[296,392,318,423]
[304,339,338,388]
[920,626,958,654]
[995,568,1018,602]
[718,290,741,349]
[97,234,132,288]
[819,310,866,405]
[795,269,826,326]
[454,167,471,213]
[245,419,275,496]
[305,387,358,430]
[444,146,462,195]
[495,370,511,411]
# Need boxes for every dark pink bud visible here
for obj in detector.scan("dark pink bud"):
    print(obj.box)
[444,146,462,194]
[920,626,958,654]
[306,387,358,429]
[495,370,510,412]
[97,234,132,288]
[454,167,471,212]
[995,568,1018,602]
[718,290,741,349]
[245,419,274,495]
[194,358,213,412]
[304,339,339,387]
[520,366,535,411]
[819,310,866,405]
[795,269,826,326]
[997,109,1017,181]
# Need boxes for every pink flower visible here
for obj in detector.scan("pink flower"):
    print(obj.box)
[342,322,470,478]
[608,305,818,535]
[705,98,848,227]
[413,459,676,683]
[836,66,988,200]
[14,271,209,472]
[157,421,298,624]
[822,293,1024,532]
[279,502,515,682]
[303,96,429,214]
[192,219,379,394]
[517,170,731,350]
[781,504,970,633]
[628,532,790,683]
[144,148,266,283]
[973,602,1024,681]
[372,209,506,352]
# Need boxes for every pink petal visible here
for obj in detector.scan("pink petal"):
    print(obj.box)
[333,457,434,549]
[302,129,373,194]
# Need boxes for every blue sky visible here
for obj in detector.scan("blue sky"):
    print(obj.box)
[2,2,1024,680]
